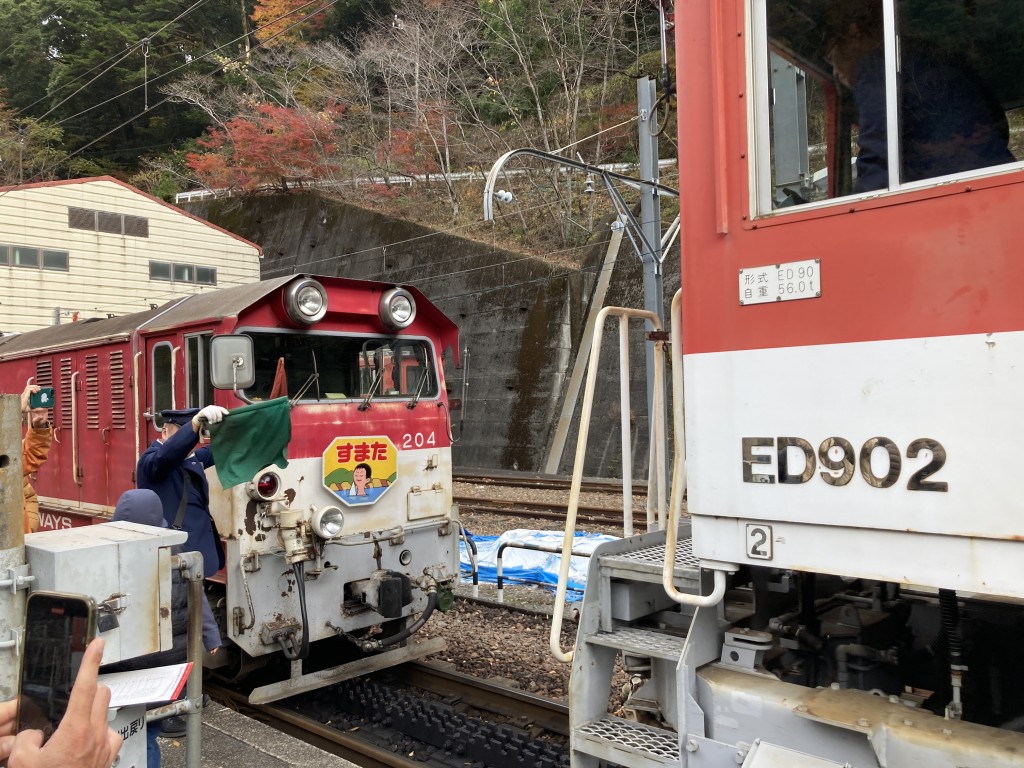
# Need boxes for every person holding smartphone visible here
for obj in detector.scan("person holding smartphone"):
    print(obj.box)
[20,381,53,533]
[0,638,122,767]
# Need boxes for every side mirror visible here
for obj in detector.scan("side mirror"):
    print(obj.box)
[210,335,256,390]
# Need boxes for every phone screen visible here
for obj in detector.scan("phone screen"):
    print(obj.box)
[28,387,55,410]
[17,592,97,741]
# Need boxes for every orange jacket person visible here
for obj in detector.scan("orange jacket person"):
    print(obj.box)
[20,381,52,533]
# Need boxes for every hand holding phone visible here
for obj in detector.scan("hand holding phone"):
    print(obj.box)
[17,592,98,742]
[28,387,55,411]
[10,637,122,767]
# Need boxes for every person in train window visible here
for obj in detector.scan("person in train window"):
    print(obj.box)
[822,0,1013,192]
[20,381,52,534]
[136,406,229,580]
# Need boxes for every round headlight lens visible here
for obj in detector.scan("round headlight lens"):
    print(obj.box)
[390,295,414,324]
[247,472,281,501]
[296,285,324,317]
[284,278,328,325]
[379,287,417,330]
[313,506,345,539]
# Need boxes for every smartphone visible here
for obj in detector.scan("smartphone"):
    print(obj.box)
[17,592,98,741]
[28,387,55,410]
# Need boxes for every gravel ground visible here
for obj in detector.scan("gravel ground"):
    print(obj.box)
[414,479,636,708]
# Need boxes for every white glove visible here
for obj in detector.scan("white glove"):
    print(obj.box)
[193,405,229,429]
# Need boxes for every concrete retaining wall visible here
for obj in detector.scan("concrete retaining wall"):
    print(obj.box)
[185,193,679,477]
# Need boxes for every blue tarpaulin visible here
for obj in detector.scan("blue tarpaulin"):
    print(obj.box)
[459,529,619,602]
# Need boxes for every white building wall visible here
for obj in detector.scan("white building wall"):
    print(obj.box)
[0,177,261,333]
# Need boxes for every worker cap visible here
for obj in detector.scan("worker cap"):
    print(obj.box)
[160,407,200,427]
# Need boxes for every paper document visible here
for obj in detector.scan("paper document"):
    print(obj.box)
[98,662,193,708]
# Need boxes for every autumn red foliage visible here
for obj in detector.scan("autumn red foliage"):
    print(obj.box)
[252,0,331,45]
[186,103,346,192]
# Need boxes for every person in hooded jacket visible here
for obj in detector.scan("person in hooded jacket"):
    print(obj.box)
[105,489,221,767]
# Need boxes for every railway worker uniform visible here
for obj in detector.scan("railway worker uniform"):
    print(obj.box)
[136,406,229,576]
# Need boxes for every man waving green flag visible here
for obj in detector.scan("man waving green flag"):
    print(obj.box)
[207,397,291,488]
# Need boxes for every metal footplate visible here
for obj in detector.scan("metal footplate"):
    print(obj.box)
[587,626,686,661]
[599,535,701,591]
[574,714,681,767]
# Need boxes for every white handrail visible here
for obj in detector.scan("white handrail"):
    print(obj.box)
[662,289,737,605]
[550,306,665,663]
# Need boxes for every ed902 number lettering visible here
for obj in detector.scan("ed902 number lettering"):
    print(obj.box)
[742,436,948,492]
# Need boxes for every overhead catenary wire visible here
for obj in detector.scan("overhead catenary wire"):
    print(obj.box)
[61,0,338,160]
[15,0,219,122]
[56,0,334,134]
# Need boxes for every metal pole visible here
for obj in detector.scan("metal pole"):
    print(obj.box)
[637,77,667,480]
[543,222,625,474]
[0,394,25,698]
[176,551,205,768]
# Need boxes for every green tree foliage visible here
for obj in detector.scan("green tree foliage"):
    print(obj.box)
[0,0,248,174]
[0,100,69,184]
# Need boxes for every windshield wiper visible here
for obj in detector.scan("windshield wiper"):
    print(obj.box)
[407,356,430,410]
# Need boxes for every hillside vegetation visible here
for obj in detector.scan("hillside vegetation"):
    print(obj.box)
[0,0,678,254]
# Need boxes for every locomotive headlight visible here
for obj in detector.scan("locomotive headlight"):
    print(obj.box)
[379,287,416,330]
[247,471,281,501]
[312,506,345,539]
[284,278,328,326]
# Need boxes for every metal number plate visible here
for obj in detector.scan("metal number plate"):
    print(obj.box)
[746,524,773,560]
[739,258,820,305]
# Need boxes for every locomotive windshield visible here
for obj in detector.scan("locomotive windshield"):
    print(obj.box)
[754,0,1024,213]
[245,331,438,402]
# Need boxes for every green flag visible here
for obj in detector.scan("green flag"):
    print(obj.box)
[208,397,291,489]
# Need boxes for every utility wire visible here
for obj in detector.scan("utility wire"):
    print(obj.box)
[17,0,217,122]
[56,0,334,132]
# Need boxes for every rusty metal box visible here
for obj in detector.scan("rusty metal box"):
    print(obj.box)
[25,523,187,665]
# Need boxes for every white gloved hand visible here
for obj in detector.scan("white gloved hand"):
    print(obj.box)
[193,405,229,429]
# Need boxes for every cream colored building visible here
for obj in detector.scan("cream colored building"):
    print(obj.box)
[0,176,261,334]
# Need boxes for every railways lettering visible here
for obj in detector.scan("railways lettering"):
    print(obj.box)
[0,274,461,703]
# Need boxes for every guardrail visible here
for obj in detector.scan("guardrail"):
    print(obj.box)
[174,159,676,205]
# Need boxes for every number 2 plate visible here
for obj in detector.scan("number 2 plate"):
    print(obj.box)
[746,524,773,560]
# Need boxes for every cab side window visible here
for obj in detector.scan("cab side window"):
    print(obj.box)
[757,0,1023,214]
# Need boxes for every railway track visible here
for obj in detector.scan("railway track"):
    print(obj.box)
[208,661,569,768]
[453,494,635,526]
[454,469,648,497]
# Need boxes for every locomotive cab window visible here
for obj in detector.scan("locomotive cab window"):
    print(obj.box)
[245,331,438,402]
[753,0,1024,214]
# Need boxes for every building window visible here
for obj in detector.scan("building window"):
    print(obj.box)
[149,260,216,286]
[0,244,69,271]
[68,206,149,238]
[42,250,68,270]
[12,246,39,267]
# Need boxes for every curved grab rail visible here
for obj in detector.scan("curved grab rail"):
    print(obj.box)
[662,290,737,605]
[550,306,665,663]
